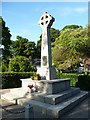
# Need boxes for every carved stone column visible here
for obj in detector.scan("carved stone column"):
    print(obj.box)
[39,12,56,80]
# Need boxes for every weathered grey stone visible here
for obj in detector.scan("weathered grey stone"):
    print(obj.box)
[10,88,28,97]
[44,87,80,105]
[19,91,88,118]
[27,87,80,105]
[46,91,88,118]
[39,12,56,80]
[1,92,24,104]
[20,78,43,92]
[40,78,70,94]
[25,99,51,118]
[30,92,45,102]
[1,88,88,118]
[25,104,34,119]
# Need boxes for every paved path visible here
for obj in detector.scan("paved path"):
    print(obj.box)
[61,97,90,119]
[0,89,90,119]
[0,99,25,120]
[0,89,25,120]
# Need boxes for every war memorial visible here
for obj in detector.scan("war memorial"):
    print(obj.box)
[1,12,88,119]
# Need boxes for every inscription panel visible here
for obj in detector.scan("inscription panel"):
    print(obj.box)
[43,56,47,66]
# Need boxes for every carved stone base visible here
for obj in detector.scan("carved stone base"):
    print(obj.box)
[37,67,57,80]
[40,78,70,94]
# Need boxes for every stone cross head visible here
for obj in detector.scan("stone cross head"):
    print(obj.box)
[39,12,55,28]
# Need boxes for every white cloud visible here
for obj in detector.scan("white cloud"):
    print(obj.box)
[66,7,87,13]
[60,6,88,17]
[74,7,88,13]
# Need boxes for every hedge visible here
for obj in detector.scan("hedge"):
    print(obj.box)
[1,72,90,90]
[0,72,34,89]
[57,73,80,86]
[57,72,90,91]
[76,75,90,91]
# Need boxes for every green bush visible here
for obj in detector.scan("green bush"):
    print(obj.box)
[9,56,35,72]
[57,72,81,86]
[76,75,90,91]
[1,72,34,89]
[57,72,90,90]
[1,61,8,72]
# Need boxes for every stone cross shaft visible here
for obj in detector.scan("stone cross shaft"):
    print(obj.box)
[39,12,56,80]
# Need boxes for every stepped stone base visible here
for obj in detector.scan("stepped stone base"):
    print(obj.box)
[19,90,88,118]
[29,87,80,105]
[1,78,88,118]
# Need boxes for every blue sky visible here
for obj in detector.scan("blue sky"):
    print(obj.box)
[1,2,88,43]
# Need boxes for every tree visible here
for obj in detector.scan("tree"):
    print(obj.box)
[61,25,82,31]
[52,25,90,70]
[36,39,41,58]
[9,56,35,72]
[50,28,60,42]
[1,61,8,72]
[12,36,37,59]
[0,17,12,63]
[11,36,28,57]
[24,41,37,59]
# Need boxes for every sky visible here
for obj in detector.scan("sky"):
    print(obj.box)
[1,2,88,43]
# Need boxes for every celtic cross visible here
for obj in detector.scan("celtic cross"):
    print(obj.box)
[38,12,56,80]
[39,12,55,28]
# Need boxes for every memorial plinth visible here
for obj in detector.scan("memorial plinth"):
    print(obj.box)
[40,78,70,94]
[20,78,41,91]
[20,78,70,94]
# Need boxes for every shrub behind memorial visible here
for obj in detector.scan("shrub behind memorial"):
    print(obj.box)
[76,74,90,91]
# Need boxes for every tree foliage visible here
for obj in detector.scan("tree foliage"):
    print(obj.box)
[0,17,12,63]
[9,56,35,72]
[61,24,82,31]
[36,39,41,58]
[52,25,90,70]
[50,28,60,42]
[11,36,37,59]
[1,61,8,72]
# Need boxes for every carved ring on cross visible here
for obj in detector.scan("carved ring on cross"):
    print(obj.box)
[39,12,55,28]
